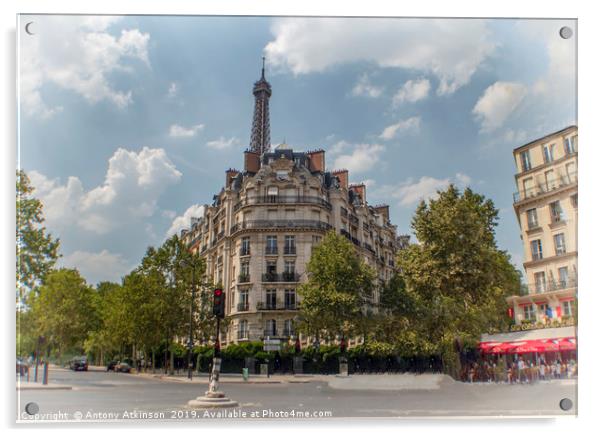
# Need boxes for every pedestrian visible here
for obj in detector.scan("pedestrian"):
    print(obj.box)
[539,359,546,382]
[518,357,525,383]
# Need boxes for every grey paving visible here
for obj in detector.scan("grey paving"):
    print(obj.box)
[16,367,577,423]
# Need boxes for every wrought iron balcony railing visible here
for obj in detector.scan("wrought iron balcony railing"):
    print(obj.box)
[513,171,577,203]
[233,195,332,212]
[261,273,300,283]
[265,246,278,255]
[239,247,251,256]
[236,302,250,312]
[257,301,297,311]
[238,274,250,283]
[521,275,578,295]
[231,220,332,234]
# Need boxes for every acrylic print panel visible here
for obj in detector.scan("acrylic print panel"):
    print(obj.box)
[16,14,577,422]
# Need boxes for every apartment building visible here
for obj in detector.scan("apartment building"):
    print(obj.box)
[507,126,578,325]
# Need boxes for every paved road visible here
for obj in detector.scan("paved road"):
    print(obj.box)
[17,368,577,422]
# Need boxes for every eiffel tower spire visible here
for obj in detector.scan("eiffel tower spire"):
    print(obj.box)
[249,57,272,155]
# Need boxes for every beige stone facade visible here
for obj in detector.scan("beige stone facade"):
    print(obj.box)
[507,126,577,325]
[181,144,405,345]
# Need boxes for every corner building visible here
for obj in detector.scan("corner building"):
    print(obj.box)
[181,67,406,345]
[507,126,577,325]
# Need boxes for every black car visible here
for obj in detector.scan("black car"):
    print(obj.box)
[69,356,88,371]
[107,360,119,371]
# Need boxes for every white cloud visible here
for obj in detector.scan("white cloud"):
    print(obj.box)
[392,78,431,105]
[373,173,471,206]
[169,123,205,138]
[60,250,131,284]
[265,18,494,95]
[207,136,240,150]
[331,143,385,173]
[20,16,150,117]
[472,82,527,132]
[166,204,206,238]
[379,116,421,140]
[167,82,179,98]
[351,74,384,98]
[30,147,182,234]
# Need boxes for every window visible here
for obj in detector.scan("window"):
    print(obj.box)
[544,170,556,191]
[240,237,250,256]
[312,235,322,244]
[562,300,574,316]
[285,289,296,309]
[239,262,250,282]
[534,271,546,293]
[549,200,565,223]
[265,319,277,337]
[538,303,550,320]
[523,304,535,320]
[284,235,296,254]
[558,267,570,288]
[283,319,294,337]
[520,150,531,172]
[526,208,539,229]
[265,289,277,309]
[266,235,278,254]
[523,178,534,198]
[530,239,543,261]
[564,135,577,154]
[543,143,555,163]
[238,320,248,339]
[554,233,566,256]
[266,260,277,276]
[566,162,576,182]
[238,290,249,311]
[267,186,278,202]
[284,260,295,273]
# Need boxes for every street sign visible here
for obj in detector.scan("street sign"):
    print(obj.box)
[263,339,281,345]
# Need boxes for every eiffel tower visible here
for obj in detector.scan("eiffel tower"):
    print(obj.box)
[249,57,272,156]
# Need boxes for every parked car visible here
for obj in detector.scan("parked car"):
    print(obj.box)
[69,356,88,371]
[114,362,132,373]
[107,360,119,371]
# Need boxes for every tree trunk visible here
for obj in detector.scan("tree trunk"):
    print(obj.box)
[169,339,175,375]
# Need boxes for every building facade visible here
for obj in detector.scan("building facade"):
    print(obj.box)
[181,67,406,345]
[507,126,577,325]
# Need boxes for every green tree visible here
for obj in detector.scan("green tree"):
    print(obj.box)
[396,185,520,375]
[16,170,60,302]
[298,230,375,340]
[28,268,98,363]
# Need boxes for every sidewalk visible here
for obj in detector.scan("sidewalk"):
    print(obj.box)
[132,371,320,384]
[16,381,72,391]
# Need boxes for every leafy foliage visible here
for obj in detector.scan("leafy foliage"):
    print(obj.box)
[16,170,60,302]
[297,230,375,339]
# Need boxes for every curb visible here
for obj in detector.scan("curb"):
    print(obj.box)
[17,385,73,391]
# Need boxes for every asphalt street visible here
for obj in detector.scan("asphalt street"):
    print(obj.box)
[16,367,577,422]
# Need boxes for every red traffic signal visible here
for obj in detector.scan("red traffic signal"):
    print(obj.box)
[212,288,225,319]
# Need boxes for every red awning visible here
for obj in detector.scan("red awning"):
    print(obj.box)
[479,337,577,354]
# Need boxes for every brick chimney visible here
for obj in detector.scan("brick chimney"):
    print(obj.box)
[306,149,325,173]
[225,168,239,187]
[332,169,349,190]
[349,183,366,204]
[374,204,390,222]
[244,150,260,173]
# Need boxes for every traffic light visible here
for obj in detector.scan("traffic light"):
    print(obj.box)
[212,288,225,319]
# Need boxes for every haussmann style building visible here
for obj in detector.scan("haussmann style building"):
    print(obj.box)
[181,65,407,345]
[506,125,578,326]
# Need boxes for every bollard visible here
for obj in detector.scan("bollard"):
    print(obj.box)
[42,361,49,385]
[242,367,249,381]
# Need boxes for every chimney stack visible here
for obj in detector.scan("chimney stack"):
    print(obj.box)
[307,149,325,173]
[332,169,349,190]
[244,150,260,173]
[349,183,367,204]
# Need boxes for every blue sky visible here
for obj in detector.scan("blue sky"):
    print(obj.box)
[18,15,576,285]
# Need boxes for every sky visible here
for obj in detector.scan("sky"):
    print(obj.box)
[17,15,577,285]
